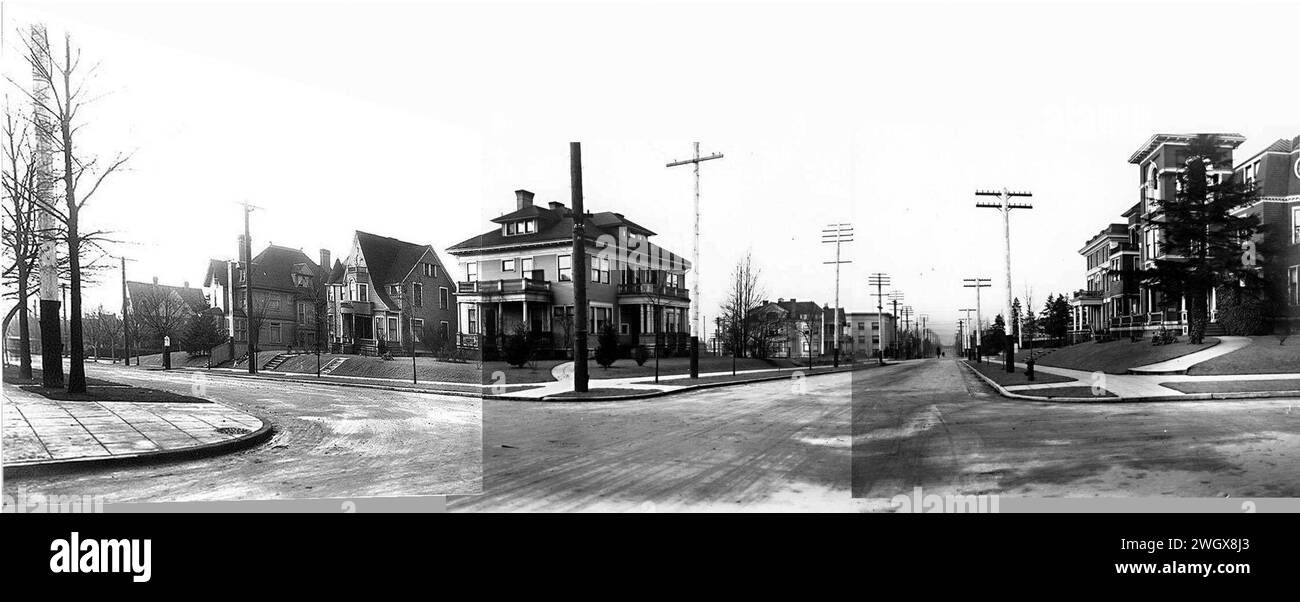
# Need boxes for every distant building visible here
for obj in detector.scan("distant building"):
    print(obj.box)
[447,189,690,358]
[845,311,895,358]
[746,299,848,359]
[126,277,211,349]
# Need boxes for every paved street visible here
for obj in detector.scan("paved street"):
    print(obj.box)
[3,362,481,502]
[853,359,1300,499]
[450,370,863,512]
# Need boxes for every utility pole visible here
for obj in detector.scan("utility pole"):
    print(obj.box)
[31,25,61,387]
[889,290,903,360]
[959,308,977,359]
[976,188,1032,372]
[571,142,589,393]
[868,273,890,365]
[822,223,853,367]
[919,314,929,357]
[667,142,723,379]
[900,305,913,359]
[241,200,262,374]
[963,278,991,363]
[118,256,136,365]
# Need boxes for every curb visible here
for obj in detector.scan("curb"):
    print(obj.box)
[3,413,275,479]
[962,361,1300,403]
[532,364,871,402]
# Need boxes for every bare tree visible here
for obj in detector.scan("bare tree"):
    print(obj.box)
[1,101,41,377]
[718,250,765,359]
[9,27,130,393]
[130,288,192,356]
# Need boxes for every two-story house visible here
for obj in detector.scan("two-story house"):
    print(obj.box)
[745,299,847,359]
[324,231,458,355]
[203,243,330,352]
[446,189,691,358]
[1069,223,1139,336]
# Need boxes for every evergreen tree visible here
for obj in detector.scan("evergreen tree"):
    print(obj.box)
[180,313,227,355]
[981,314,1007,356]
[595,324,619,369]
[1010,298,1022,340]
[1141,134,1262,344]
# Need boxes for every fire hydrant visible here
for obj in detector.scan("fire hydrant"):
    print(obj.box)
[1025,357,1035,381]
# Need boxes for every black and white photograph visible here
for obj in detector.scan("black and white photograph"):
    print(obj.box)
[1,0,1298,588]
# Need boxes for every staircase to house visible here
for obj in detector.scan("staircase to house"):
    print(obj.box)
[1203,322,1226,337]
[321,357,348,375]
[263,354,290,371]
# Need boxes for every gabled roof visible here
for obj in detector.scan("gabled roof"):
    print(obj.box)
[748,299,825,319]
[355,231,435,285]
[126,281,209,314]
[204,259,229,288]
[327,258,345,284]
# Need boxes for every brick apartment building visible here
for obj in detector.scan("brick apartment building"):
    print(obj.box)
[845,311,896,358]
[446,190,691,358]
[1070,132,1300,337]
[324,231,459,355]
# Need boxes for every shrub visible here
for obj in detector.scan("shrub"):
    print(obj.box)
[595,325,619,369]
[1216,286,1269,336]
[633,345,649,366]
[502,324,531,368]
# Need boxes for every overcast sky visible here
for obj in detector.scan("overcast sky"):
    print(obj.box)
[3,1,1297,343]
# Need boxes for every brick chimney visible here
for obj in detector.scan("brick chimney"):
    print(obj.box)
[320,249,331,269]
[549,201,565,212]
[515,189,534,210]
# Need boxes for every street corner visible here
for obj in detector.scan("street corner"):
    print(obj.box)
[3,389,273,477]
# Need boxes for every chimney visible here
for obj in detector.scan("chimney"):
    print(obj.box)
[778,298,785,303]
[549,201,565,212]
[320,249,331,269]
[183,281,189,288]
[152,276,158,285]
[515,189,534,210]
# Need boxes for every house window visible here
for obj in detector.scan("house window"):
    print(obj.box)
[357,283,369,302]
[558,255,572,281]
[857,322,865,331]
[590,256,610,283]
[413,283,423,307]
[411,318,424,342]
[390,284,402,297]
[439,287,449,309]
[504,219,536,236]
[1293,208,1300,244]
[389,317,399,340]
[439,321,449,341]
[423,263,437,278]
[467,308,478,335]
[269,323,282,344]
[872,321,880,330]
[502,258,515,272]
[590,306,613,332]
[234,318,247,342]
[267,294,281,311]
[521,257,534,274]
[466,262,478,282]
[297,302,307,324]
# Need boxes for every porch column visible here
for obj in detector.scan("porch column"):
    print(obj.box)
[523,300,529,332]
[497,301,502,335]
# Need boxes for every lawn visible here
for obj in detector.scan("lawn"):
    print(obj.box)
[965,360,1076,387]
[1022,386,1116,399]
[1186,336,1300,376]
[19,384,211,403]
[1160,379,1300,394]
[1016,337,1219,374]
[3,366,123,387]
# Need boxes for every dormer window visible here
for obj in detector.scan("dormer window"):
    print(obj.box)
[504,219,537,236]
[292,272,313,288]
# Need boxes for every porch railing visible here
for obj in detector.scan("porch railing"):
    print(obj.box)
[617,283,690,300]
[457,278,550,295]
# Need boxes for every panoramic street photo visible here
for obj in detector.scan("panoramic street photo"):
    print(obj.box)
[0,3,483,502]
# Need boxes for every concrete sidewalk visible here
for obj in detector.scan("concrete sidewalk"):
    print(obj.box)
[983,360,1300,400]
[3,384,269,470]
[1128,336,1251,374]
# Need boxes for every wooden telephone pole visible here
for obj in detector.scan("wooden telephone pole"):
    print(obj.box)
[241,200,262,374]
[889,291,903,360]
[666,142,723,379]
[571,142,589,392]
[822,223,852,367]
[868,273,890,365]
[118,256,136,365]
[976,188,1032,372]
[963,278,991,361]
